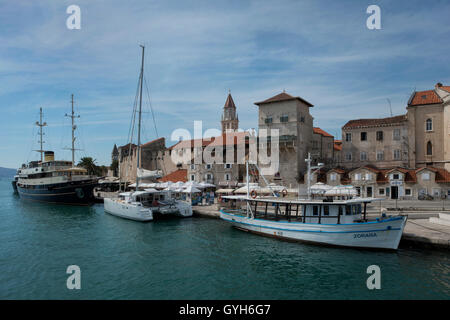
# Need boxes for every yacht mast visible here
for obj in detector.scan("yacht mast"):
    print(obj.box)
[35,107,47,162]
[136,45,145,190]
[65,94,80,167]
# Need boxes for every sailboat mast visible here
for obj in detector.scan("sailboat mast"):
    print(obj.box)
[65,94,79,167]
[136,45,145,190]
[36,107,47,162]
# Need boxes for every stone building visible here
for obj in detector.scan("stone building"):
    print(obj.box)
[254,91,314,187]
[340,83,450,171]
[117,137,167,183]
[406,83,450,171]
[341,115,409,168]
[312,127,334,165]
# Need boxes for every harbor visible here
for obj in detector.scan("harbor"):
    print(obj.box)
[1,178,449,300]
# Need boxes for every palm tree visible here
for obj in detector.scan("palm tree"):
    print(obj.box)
[77,157,100,176]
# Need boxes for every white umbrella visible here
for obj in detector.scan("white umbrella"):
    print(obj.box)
[310,182,332,195]
[182,185,202,193]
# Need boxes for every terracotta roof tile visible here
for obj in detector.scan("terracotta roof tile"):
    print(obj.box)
[313,127,334,138]
[343,115,407,129]
[255,92,313,107]
[408,90,443,106]
[208,132,249,147]
[141,137,165,148]
[158,169,187,183]
[439,86,450,93]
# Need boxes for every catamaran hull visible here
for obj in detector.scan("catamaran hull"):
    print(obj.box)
[104,198,153,222]
[220,211,407,250]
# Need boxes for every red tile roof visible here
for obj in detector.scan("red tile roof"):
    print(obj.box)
[408,90,442,106]
[439,86,450,93]
[416,167,450,183]
[343,115,407,129]
[208,131,249,147]
[334,140,342,151]
[254,92,313,107]
[313,127,334,138]
[158,169,187,183]
[169,137,215,150]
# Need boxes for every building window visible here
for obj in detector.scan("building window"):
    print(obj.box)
[205,164,212,170]
[190,164,196,170]
[205,173,213,180]
[379,188,385,195]
[354,173,361,181]
[264,117,273,124]
[360,152,367,161]
[280,115,289,123]
[330,173,337,181]
[224,173,231,181]
[405,189,411,196]
[345,133,352,142]
[393,173,400,180]
[345,153,352,161]
[376,131,383,141]
[393,129,401,141]
[376,151,384,161]
[393,149,401,160]
[361,132,367,141]
[224,163,232,169]
[426,118,433,131]
[190,175,195,181]
[365,173,372,181]
[426,141,432,156]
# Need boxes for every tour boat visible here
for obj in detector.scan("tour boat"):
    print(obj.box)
[219,160,407,250]
[16,103,98,205]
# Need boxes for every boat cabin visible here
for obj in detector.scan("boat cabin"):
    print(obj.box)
[222,196,373,224]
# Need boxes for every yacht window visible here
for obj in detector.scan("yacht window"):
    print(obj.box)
[312,206,319,216]
[338,206,343,215]
[345,205,352,215]
[323,205,329,216]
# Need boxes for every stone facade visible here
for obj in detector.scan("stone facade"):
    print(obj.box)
[254,92,314,187]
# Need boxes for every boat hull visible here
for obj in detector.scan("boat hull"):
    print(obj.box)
[17,180,97,205]
[11,180,18,193]
[220,210,407,250]
[104,198,153,222]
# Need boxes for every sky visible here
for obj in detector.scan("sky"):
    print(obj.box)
[1,0,449,168]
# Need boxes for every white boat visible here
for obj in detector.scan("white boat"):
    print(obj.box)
[104,45,154,221]
[219,158,407,250]
[220,197,406,250]
[104,191,153,222]
[104,45,192,221]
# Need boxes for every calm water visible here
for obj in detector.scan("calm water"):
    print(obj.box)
[0,178,449,299]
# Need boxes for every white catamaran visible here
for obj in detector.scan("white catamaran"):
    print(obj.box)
[104,45,154,221]
[104,45,192,221]
[219,157,407,250]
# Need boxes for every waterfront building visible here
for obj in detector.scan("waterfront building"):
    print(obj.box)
[341,115,409,169]
[312,127,335,165]
[406,83,450,171]
[254,91,314,187]
[340,83,450,171]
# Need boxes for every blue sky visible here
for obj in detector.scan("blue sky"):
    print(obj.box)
[1,0,449,168]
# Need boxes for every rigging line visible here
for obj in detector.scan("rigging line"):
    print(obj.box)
[143,75,159,138]
[143,74,167,176]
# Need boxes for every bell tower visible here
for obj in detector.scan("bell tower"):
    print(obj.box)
[221,91,239,134]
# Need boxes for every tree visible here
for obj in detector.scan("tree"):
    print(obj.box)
[77,157,101,176]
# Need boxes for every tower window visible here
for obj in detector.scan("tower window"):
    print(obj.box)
[427,141,432,155]
[426,119,433,131]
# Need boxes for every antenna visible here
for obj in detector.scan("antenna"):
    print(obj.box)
[386,98,393,117]
[64,94,81,166]
[34,107,47,162]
